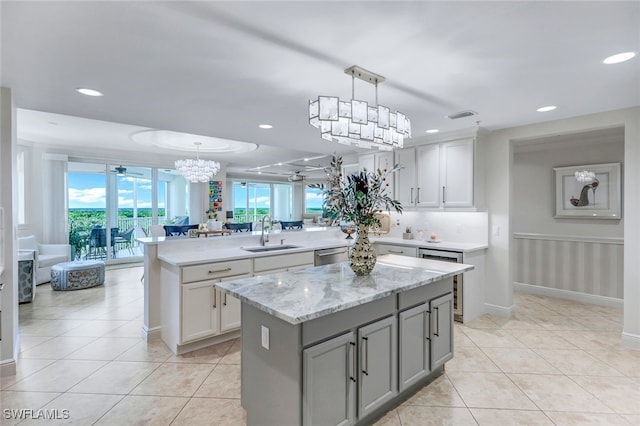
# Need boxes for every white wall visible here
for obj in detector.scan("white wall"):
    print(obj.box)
[485,106,640,348]
[387,211,488,245]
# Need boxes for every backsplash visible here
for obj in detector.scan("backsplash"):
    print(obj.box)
[385,211,488,244]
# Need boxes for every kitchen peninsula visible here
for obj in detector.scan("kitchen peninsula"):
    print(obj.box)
[217,254,473,425]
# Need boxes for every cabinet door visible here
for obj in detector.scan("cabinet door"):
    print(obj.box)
[416,144,441,208]
[358,316,397,419]
[219,291,241,332]
[303,332,356,426]
[181,281,218,343]
[359,154,375,173]
[395,148,416,206]
[430,292,454,370]
[441,139,473,207]
[375,243,417,257]
[399,303,430,391]
[375,152,395,198]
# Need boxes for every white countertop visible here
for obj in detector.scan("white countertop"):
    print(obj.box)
[372,236,487,253]
[216,254,473,324]
[158,238,352,266]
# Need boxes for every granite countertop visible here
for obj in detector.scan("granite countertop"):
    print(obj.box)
[371,237,487,253]
[158,238,352,266]
[216,254,473,325]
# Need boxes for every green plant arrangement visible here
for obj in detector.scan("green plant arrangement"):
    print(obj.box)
[205,209,218,220]
[311,155,403,275]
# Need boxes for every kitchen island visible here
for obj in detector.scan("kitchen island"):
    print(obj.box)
[217,254,473,426]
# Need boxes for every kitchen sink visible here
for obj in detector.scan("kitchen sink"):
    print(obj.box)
[241,244,301,253]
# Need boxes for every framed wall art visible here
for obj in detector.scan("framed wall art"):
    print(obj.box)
[554,162,621,219]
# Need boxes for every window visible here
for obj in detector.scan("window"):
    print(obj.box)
[231,180,293,223]
[305,185,324,215]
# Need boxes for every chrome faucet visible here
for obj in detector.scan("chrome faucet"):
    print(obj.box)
[260,215,271,246]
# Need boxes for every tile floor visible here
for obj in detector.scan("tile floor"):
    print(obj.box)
[2,266,639,425]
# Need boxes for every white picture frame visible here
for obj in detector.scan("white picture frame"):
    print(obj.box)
[554,162,621,219]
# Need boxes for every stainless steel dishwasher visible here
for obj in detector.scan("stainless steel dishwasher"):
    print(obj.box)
[314,247,349,266]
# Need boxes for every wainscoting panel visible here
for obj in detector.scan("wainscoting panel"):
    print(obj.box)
[513,233,623,298]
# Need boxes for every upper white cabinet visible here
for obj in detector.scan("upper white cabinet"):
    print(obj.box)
[395,135,479,209]
[359,152,395,197]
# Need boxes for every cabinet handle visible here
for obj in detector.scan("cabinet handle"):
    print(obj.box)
[223,292,227,306]
[208,267,232,274]
[362,336,369,376]
[426,310,431,341]
[410,188,414,204]
[442,186,446,206]
[349,341,356,383]
[213,288,217,308]
[416,187,420,204]
[434,306,440,337]
[388,249,404,254]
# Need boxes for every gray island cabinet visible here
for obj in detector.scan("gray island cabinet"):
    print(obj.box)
[216,254,473,426]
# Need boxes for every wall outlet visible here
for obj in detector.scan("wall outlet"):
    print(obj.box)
[261,325,270,350]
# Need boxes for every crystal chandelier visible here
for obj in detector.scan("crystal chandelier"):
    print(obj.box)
[309,65,411,151]
[575,170,596,183]
[175,142,221,183]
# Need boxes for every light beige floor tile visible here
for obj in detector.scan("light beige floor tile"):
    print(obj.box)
[7,359,107,392]
[397,406,477,426]
[0,391,61,426]
[447,371,537,410]
[102,320,144,338]
[553,330,626,351]
[94,395,188,425]
[403,374,465,407]
[18,336,54,352]
[460,315,498,329]
[534,315,588,331]
[544,411,631,425]
[220,339,241,364]
[0,358,57,389]
[508,373,613,413]
[19,393,123,426]
[171,397,246,425]
[69,361,160,394]
[166,340,233,364]
[571,315,622,331]
[19,319,84,336]
[194,363,241,398]
[444,345,500,373]
[64,337,140,361]
[60,319,129,337]
[19,336,97,359]
[470,408,553,425]
[131,363,214,397]
[509,329,577,349]
[463,328,527,348]
[570,375,640,414]
[115,340,174,363]
[588,348,640,377]
[488,314,544,330]
[453,327,476,347]
[481,347,561,374]
[621,414,640,424]
[373,408,401,426]
[534,349,623,376]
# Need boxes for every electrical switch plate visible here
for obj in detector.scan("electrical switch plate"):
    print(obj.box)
[261,325,270,350]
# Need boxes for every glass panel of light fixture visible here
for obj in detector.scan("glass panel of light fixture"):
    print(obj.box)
[360,123,374,141]
[351,100,368,124]
[339,101,352,118]
[309,116,320,128]
[321,132,334,142]
[319,96,339,121]
[309,100,319,119]
[396,112,406,133]
[383,129,392,144]
[336,136,352,145]
[390,112,397,128]
[378,105,390,129]
[367,106,378,123]
[348,121,361,135]
[320,120,332,133]
[331,117,349,136]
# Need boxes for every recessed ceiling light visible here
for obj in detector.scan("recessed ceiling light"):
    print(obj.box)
[276,163,283,166]
[536,105,557,112]
[259,124,273,129]
[258,171,262,174]
[303,158,309,162]
[425,129,439,134]
[603,52,636,64]
[76,88,103,97]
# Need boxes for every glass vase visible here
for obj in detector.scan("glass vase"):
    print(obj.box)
[349,224,376,276]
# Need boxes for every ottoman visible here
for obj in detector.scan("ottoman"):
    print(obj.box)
[50,260,105,291]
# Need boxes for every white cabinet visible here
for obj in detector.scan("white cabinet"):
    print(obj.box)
[395,138,474,209]
[375,243,417,257]
[220,286,242,332]
[181,281,218,343]
[359,152,395,197]
[253,251,315,274]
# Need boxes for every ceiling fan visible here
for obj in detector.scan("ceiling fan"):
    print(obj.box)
[288,171,306,182]
[110,165,143,176]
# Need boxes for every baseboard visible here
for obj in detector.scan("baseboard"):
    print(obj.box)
[175,330,241,355]
[142,325,162,342]
[484,302,514,318]
[514,282,623,308]
[0,359,17,377]
[621,332,640,350]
